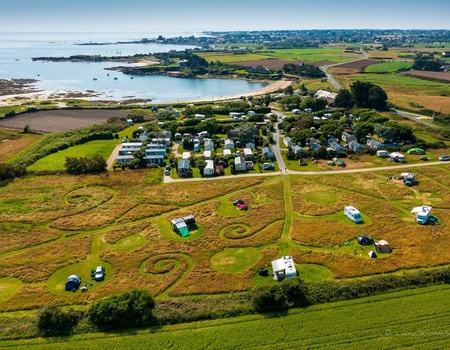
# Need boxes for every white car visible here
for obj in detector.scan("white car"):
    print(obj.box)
[439,155,450,161]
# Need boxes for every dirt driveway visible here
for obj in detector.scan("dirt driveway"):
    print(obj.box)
[0,109,128,133]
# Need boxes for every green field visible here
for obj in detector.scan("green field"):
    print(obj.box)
[3,285,450,349]
[365,61,413,73]
[27,140,118,171]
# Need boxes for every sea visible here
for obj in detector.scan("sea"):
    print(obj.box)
[0,32,267,103]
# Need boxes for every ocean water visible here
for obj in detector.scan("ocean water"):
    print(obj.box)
[0,32,266,102]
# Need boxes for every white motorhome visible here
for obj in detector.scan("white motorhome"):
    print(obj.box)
[411,206,432,224]
[344,206,362,223]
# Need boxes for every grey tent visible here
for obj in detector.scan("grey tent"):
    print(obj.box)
[65,274,81,292]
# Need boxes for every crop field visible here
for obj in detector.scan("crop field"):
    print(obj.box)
[1,163,450,311]
[365,61,414,73]
[400,69,450,82]
[197,52,273,63]
[4,285,450,349]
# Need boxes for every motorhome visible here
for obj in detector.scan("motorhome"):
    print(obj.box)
[412,206,432,224]
[344,206,362,223]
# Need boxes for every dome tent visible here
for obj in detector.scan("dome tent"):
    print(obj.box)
[65,274,81,292]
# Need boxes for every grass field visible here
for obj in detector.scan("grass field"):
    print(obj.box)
[3,285,450,349]
[27,140,119,171]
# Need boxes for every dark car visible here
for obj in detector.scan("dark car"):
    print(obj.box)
[357,236,374,246]
[233,199,245,206]
[93,266,105,281]
[262,163,275,170]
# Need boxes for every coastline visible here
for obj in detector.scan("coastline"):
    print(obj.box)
[0,78,294,106]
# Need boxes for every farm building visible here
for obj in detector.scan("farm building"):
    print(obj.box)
[314,89,337,103]
[65,275,81,292]
[177,159,190,177]
[204,160,215,176]
[234,156,247,172]
[271,256,297,281]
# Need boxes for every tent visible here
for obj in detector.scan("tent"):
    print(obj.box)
[407,148,425,155]
[65,275,81,292]
[375,240,391,253]
[368,251,378,258]
[357,235,374,246]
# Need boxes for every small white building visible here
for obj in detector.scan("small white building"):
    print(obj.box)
[195,114,206,120]
[182,152,191,160]
[377,150,389,157]
[203,150,212,159]
[348,140,364,152]
[204,139,214,151]
[204,160,215,176]
[243,148,254,158]
[223,149,232,156]
[284,136,294,148]
[271,256,297,280]
[234,156,247,172]
[224,139,235,149]
[291,145,304,154]
[262,146,273,158]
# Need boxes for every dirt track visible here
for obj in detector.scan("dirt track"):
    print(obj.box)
[0,109,128,133]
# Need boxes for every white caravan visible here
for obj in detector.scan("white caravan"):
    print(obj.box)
[344,206,362,223]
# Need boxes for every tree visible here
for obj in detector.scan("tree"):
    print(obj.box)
[373,123,393,142]
[350,81,388,111]
[354,122,374,143]
[88,289,155,330]
[334,89,355,109]
[37,302,83,336]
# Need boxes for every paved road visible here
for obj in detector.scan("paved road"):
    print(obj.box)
[391,109,437,128]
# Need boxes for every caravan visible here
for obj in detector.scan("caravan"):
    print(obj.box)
[344,206,362,223]
[411,206,432,224]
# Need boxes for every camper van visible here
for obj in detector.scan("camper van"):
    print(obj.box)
[344,206,362,223]
[415,206,432,224]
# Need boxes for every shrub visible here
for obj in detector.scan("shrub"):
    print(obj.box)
[251,284,288,312]
[88,289,155,330]
[37,302,83,336]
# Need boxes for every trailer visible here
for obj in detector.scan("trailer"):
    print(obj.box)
[344,206,362,223]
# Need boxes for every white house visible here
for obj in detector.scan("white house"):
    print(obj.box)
[204,139,214,151]
[243,148,254,158]
[327,141,345,153]
[224,139,235,149]
[291,145,304,154]
[262,146,273,158]
[348,140,364,152]
[283,136,294,148]
[342,132,355,143]
[314,89,338,103]
[204,160,215,176]
[234,156,247,172]
[223,149,232,156]
[203,150,212,159]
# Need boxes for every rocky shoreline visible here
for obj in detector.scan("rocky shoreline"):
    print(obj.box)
[0,79,40,97]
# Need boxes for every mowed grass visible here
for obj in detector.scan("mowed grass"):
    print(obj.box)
[0,128,42,162]
[4,285,450,349]
[260,48,361,63]
[27,140,119,171]
[197,52,272,63]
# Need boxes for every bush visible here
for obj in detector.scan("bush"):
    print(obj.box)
[88,289,155,330]
[37,302,83,336]
[251,284,289,312]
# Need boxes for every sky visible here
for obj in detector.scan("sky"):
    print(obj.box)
[0,0,448,33]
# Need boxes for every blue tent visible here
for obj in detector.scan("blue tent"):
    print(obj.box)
[65,275,81,292]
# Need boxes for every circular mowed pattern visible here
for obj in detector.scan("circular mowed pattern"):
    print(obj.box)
[297,264,334,282]
[113,234,147,251]
[65,186,115,209]
[210,248,260,273]
[220,224,253,240]
[303,191,338,205]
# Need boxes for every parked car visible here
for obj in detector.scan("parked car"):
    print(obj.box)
[92,266,105,281]
[262,163,275,170]
[237,203,248,210]
[165,169,170,176]
[233,199,245,206]
[439,155,450,161]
